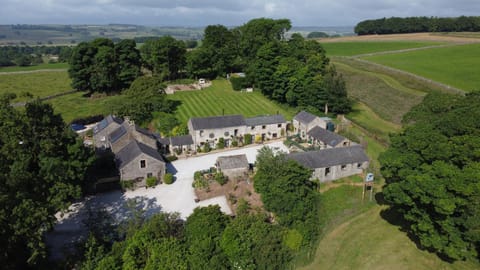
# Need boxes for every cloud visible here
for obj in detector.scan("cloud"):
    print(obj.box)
[1,0,480,26]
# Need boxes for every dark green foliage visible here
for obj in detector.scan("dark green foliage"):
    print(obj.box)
[68,38,141,93]
[0,96,94,269]
[215,171,227,185]
[163,173,174,185]
[307,32,329,38]
[154,112,180,137]
[140,36,186,80]
[111,76,176,125]
[254,147,320,245]
[216,137,225,149]
[244,133,252,145]
[230,76,249,91]
[146,177,158,187]
[220,214,292,269]
[380,92,480,261]
[355,16,480,35]
[185,206,230,269]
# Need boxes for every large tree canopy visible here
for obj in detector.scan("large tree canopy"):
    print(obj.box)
[380,92,480,261]
[140,36,186,80]
[0,95,94,269]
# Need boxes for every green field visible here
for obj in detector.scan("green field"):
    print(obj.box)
[0,71,71,101]
[0,62,68,72]
[363,43,480,91]
[47,92,122,123]
[167,79,296,123]
[334,59,426,124]
[320,41,442,57]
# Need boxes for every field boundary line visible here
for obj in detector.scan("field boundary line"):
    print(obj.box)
[0,69,68,75]
[11,90,77,107]
[350,43,461,58]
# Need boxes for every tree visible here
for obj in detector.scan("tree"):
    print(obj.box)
[0,96,94,269]
[140,36,186,80]
[220,214,291,269]
[380,92,480,261]
[115,39,142,90]
[307,31,329,38]
[185,206,230,269]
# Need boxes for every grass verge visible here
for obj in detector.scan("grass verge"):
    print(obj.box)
[320,41,443,57]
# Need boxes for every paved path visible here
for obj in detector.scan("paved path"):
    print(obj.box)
[46,141,289,260]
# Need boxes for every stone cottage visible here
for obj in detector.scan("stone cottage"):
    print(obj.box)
[292,111,329,139]
[244,114,287,141]
[216,154,249,180]
[288,145,369,182]
[307,126,350,149]
[115,140,166,186]
[188,115,246,147]
[93,115,123,150]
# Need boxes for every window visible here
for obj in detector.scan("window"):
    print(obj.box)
[325,167,330,176]
[147,172,153,178]
[341,165,347,171]
[251,126,255,130]
[200,130,204,137]
[357,163,362,169]
[224,131,229,137]
[262,125,266,129]
[140,160,146,168]
[209,133,215,138]
[277,124,282,128]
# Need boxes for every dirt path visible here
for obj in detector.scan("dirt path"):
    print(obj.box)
[351,43,458,58]
[0,68,67,75]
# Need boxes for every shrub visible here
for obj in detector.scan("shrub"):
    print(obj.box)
[216,138,225,149]
[231,139,238,147]
[164,173,174,185]
[203,143,211,153]
[146,176,158,187]
[166,155,178,162]
[244,134,252,145]
[254,134,263,143]
[194,171,203,181]
[215,171,227,185]
[230,76,248,91]
[121,180,135,191]
[236,198,251,216]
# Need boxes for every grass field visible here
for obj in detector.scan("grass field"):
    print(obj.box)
[320,41,443,57]
[334,59,426,124]
[167,79,296,123]
[0,71,72,101]
[0,62,68,72]
[363,43,480,92]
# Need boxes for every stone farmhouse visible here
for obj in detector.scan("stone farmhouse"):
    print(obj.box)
[307,126,351,149]
[188,114,287,148]
[93,115,166,186]
[288,145,369,182]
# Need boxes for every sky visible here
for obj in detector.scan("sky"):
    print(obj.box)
[1,0,480,27]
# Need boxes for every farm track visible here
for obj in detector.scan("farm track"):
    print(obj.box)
[0,68,68,75]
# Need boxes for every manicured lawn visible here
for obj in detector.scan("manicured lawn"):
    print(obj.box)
[0,71,72,101]
[0,62,68,72]
[363,43,480,92]
[320,41,442,57]
[167,79,296,123]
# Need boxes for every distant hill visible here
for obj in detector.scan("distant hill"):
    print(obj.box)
[0,24,204,45]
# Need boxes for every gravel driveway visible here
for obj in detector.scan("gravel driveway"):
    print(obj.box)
[46,141,289,259]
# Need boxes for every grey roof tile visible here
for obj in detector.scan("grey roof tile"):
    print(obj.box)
[245,114,286,126]
[109,125,127,143]
[170,135,194,146]
[293,111,318,124]
[116,140,164,169]
[216,154,249,170]
[93,115,123,134]
[288,145,369,169]
[189,115,245,130]
[307,126,346,147]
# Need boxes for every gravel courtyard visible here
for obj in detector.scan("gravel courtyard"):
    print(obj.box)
[46,141,288,259]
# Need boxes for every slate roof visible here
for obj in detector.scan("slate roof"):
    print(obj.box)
[245,114,286,126]
[170,135,194,146]
[217,154,249,170]
[93,115,123,134]
[134,125,155,138]
[189,115,246,130]
[307,126,346,147]
[109,125,127,143]
[288,145,369,169]
[116,140,164,169]
[293,111,318,125]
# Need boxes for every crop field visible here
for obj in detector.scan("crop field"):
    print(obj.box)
[167,79,296,123]
[0,62,68,72]
[0,71,71,101]
[320,41,443,56]
[363,43,480,92]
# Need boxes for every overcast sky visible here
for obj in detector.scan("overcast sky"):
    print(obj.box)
[1,0,480,27]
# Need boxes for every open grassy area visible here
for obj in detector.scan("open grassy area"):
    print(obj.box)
[334,59,426,124]
[363,43,480,92]
[47,92,122,123]
[167,79,296,123]
[0,62,68,72]
[320,41,443,57]
[0,71,71,101]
